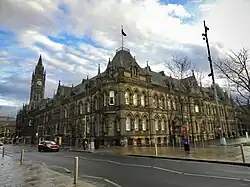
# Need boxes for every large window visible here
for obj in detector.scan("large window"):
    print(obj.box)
[64,109,68,118]
[133,93,138,106]
[161,120,165,130]
[87,102,90,112]
[153,97,157,108]
[195,105,199,113]
[134,116,139,131]
[141,93,145,107]
[155,118,159,131]
[126,116,131,131]
[109,91,115,105]
[79,103,83,114]
[142,117,147,131]
[125,91,129,105]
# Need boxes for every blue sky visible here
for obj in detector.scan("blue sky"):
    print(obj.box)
[0,0,249,116]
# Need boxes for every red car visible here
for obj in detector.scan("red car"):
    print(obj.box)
[38,141,59,152]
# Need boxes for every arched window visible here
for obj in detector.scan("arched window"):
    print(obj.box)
[134,116,139,131]
[195,105,199,113]
[159,97,163,109]
[161,97,165,109]
[161,120,165,130]
[142,117,147,131]
[95,97,98,110]
[172,101,176,110]
[133,93,138,106]
[155,118,159,131]
[126,116,131,131]
[87,102,90,112]
[141,93,146,107]
[153,95,158,108]
[109,91,115,105]
[132,67,137,76]
[64,109,68,118]
[125,91,129,105]
[79,103,83,114]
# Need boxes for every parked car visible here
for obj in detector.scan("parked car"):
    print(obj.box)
[38,141,59,152]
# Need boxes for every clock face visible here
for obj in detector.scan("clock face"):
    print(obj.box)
[37,81,42,86]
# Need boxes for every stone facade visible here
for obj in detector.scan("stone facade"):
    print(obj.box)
[16,47,237,146]
[0,116,16,143]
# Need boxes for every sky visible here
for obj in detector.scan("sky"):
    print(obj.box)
[0,0,249,116]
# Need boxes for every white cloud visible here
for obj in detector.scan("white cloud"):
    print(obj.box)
[0,98,22,107]
[1,0,250,108]
[200,0,250,52]
[20,30,64,51]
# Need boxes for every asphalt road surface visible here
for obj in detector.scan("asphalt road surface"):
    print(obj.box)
[4,145,250,187]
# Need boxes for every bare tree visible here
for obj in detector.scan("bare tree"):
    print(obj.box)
[194,69,206,87]
[214,48,250,107]
[165,55,191,79]
[165,56,208,143]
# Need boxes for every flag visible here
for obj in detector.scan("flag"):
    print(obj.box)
[121,28,127,36]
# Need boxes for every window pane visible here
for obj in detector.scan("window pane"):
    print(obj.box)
[109,91,114,97]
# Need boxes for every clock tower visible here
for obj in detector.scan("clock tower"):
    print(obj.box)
[29,55,46,107]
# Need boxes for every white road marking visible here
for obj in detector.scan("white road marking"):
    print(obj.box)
[153,166,183,174]
[107,160,122,165]
[183,172,241,181]
[243,179,250,182]
[104,179,123,187]
[81,174,103,180]
[123,163,152,168]
[81,175,122,187]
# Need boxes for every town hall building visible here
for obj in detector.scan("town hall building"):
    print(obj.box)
[16,46,237,146]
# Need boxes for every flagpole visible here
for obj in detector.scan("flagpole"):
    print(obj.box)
[121,25,124,50]
[120,25,124,66]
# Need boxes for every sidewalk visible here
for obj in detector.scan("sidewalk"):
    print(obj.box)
[70,143,250,163]
[0,155,95,187]
[124,145,250,163]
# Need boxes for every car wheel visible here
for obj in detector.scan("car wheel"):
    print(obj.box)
[38,148,41,152]
[56,149,59,152]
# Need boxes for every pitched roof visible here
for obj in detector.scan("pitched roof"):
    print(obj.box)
[106,47,147,75]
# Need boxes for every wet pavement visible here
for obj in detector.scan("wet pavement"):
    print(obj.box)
[68,138,250,163]
[0,150,95,187]
[0,155,24,186]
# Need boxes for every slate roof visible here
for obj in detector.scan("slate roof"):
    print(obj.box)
[106,47,147,75]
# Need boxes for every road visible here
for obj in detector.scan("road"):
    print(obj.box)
[4,145,250,187]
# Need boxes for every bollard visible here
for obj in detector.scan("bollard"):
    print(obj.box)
[155,143,158,156]
[74,157,79,184]
[240,144,246,163]
[20,148,24,164]
[172,140,175,150]
[2,147,4,158]
[166,138,169,147]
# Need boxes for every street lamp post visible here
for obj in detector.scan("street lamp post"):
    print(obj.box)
[202,20,227,145]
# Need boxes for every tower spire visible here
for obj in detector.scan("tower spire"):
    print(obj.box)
[38,54,42,66]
